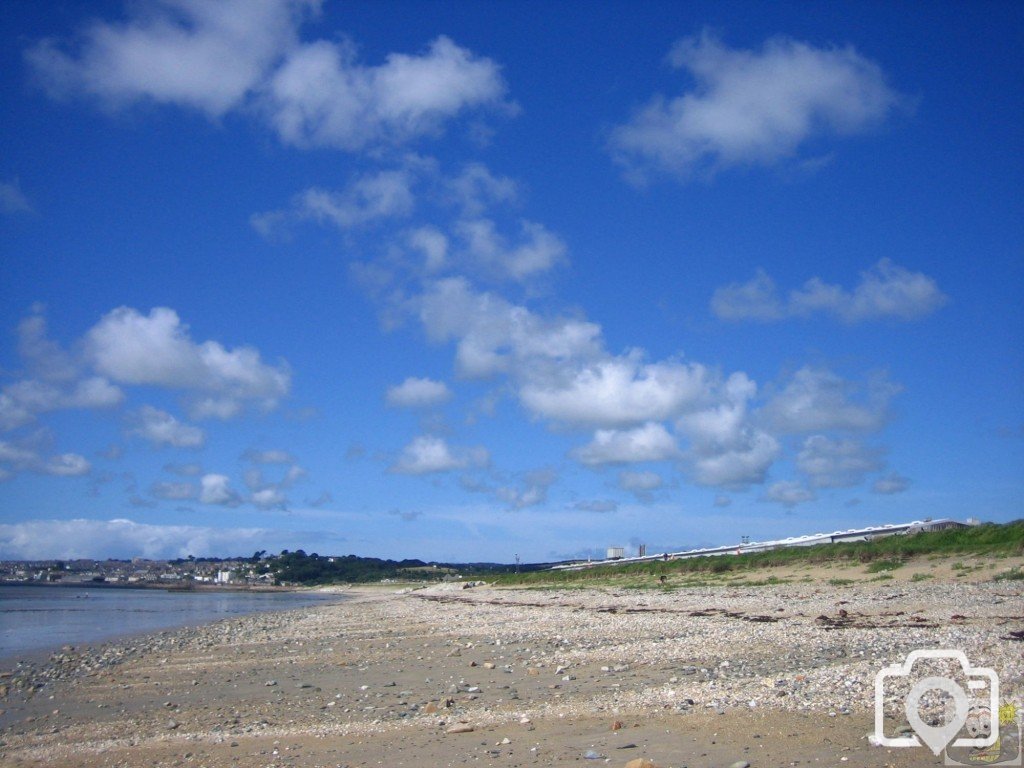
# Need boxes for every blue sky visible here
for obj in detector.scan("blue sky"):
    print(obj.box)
[1,0,1021,562]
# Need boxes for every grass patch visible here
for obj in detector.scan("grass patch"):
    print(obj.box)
[869,574,895,582]
[993,567,1024,581]
[911,572,934,582]
[490,520,1024,588]
[828,578,856,586]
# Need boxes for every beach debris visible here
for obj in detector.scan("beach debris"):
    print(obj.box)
[583,749,605,759]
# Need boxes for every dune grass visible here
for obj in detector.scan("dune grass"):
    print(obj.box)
[492,520,1024,588]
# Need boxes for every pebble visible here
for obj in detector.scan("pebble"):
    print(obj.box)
[446,723,474,734]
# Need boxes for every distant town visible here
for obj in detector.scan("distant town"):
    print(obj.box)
[0,554,277,588]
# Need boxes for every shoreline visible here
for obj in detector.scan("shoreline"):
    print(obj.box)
[0,585,353,673]
[0,580,1021,767]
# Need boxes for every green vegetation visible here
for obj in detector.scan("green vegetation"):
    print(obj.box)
[993,567,1024,581]
[491,520,1024,588]
[828,578,856,586]
[911,572,934,582]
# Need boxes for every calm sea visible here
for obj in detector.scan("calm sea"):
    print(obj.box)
[0,584,344,663]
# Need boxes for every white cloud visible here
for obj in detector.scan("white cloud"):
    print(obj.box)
[407,226,449,272]
[763,480,816,507]
[456,218,567,282]
[445,162,517,215]
[86,306,290,414]
[690,429,780,488]
[617,469,664,501]
[611,31,902,179]
[494,468,557,510]
[27,0,315,117]
[0,376,124,432]
[130,405,205,448]
[199,473,242,506]
[390,434,489,475]
[573,422,679,465]
[0,439,91,478]
[873,471,910,494]
[257,170,416,235]
[712,260,946,323]
[17,309,78,381]
[677,369,778,489]
[520,353,710,429]
[251,487,287,510]
[263,35,509,150]
[42,453,92,476]
[796,435,884,488]
[386,377,452,408]
[0,517,279,560]
[762,366,897,434]
[417,277,602,378]
[0,178,34,215]
[710,269,784,321]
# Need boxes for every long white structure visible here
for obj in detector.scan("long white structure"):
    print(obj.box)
[552,518,970,571]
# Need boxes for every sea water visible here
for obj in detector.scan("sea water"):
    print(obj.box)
[0,584,343,662]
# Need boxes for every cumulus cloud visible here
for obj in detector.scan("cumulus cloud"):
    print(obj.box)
[572,422,679,465]
[254,169,416,236]
[27,0,315,117]
[28,2,507,153]
[796,435,884,488]
[251,487,287,510]
[455,218,567,282]
[0,178,34,215]
[0,439,91,478]
[762,366,897,434]
[763,480,816,507]
[407,226,449,272]
[130,405,205,448]
[872,471,910,494]
[445,162,517,215]
[0,376,124,432]
[617,469,664,501]
[417,277,602,378]
[611,31,902,180]
[520,353,710,429]
[86,306,290,416]
[690,430,780,488]
[199,473,242,506]
[676,372,778,488]
[494,468,558,510]
[390,434,489,475]
[712,260,946,323]
[386,377,452,408]
[263,35,510,150]
[0,517,280,560]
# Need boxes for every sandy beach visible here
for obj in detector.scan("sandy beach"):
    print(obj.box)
[1,572,1021,768]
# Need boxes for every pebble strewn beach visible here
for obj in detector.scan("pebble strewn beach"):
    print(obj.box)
[1,580,1021,767]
